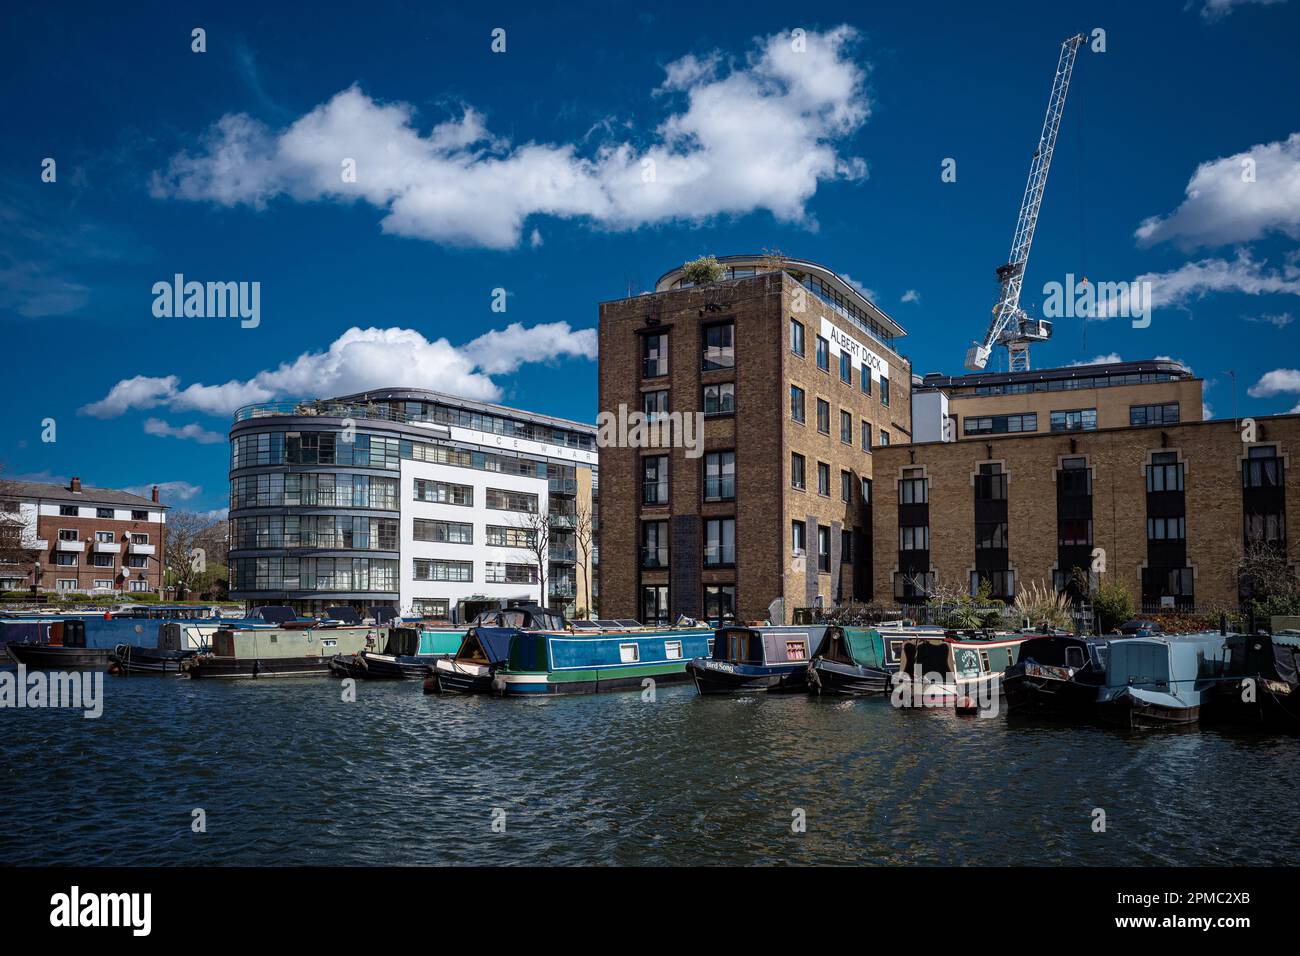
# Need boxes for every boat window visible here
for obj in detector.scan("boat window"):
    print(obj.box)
[726,631,749,662]
[619,643,640,663]
[707,637,715,655]
[665,640,682,660]
[785,639,808,661]
[979,650,991,672]
[1065,646,1085,669]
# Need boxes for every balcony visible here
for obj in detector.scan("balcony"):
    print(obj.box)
[128,542,156,556]
[549,547,577,563]
[549,478,578,496]
[55,539,85,553]
[94,540,122,554]
[548,513,575,530]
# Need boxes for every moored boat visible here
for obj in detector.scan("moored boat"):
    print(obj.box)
[180,624,381,678]
[1003,632,1109,719]
[890,630,1029,707]
[329,623,463,680]
[686,625,827,695]
[1095,633,1231,729]
[807,627,891,695]
[1202,630,1300,731]
[426,605,567,694]
[108,620,222,675]
[5,619,109,669]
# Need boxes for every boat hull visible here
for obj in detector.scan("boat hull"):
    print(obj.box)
[807,659,891,696]
[687,658,808,695]
[180,655,333,679]
[6,643,110,670]
[1097,690,1199,729]
[329,652,441,680]
[1003,672,1100,719]
[1203,678,1300,732]
[426,660,495,694]
[108,645,195,675]
[495,662,692,696]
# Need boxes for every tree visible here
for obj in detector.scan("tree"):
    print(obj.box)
[0,472,39,574]
[507,509,550,607]
[574,499,595,616]
[1090,577,1135,634]
[1237,539,1300,618]
[164,510,225,599]
[682,255,725,285]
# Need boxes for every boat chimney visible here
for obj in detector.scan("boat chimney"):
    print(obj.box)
[70,476,82,493]
[151,485,160,503]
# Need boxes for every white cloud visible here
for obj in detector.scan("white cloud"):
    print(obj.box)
[1203,402,1215,419]
[124,480,202,502]
[1197,0,1286,22]
[1248,367,1300,397]
[1136,133,1300,249]
[839,273,877,302]
[1070,353,1124,366]
[149,28,870,248]
[900,289,920,303]
[1094,251,1300,318]
[80,321,596,419]
[1245,311,1294,327]
[143,417,225,444]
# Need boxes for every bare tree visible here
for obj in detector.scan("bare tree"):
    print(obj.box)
[165,510,224,599]
[0,472,39,573]
[507,509,550,606]
[1237,538,1300,611]
[573,499,594,615]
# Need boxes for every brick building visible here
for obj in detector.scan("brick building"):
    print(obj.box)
[872,414,1297,611]
[0,477,168,595]
[598,255,911,625]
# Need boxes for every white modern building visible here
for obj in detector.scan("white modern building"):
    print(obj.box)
[227,388,597,621]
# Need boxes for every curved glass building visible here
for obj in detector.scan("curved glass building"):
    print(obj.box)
[228,388,596,620]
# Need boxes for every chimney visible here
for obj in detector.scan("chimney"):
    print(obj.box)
[151,486,160,503]
[70,476,82,493]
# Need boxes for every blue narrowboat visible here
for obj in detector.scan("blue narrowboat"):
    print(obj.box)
[1096,633,1231,729]
[686,625,828,695]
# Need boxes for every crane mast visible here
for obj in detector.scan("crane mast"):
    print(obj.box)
[965,33,1087,373]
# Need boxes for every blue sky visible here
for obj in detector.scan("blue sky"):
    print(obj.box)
[3,0,1299,515]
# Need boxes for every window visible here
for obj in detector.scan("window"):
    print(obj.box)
[790,385,806,423]
[704,451,736,501]
[791,453,806,490]
[702,322,734,371]
[485,562,538,584]
[1059,458,1092,496]
[619,643,641,663]
[92,554,114,568]
[1243,446,1283,489]
[840,410,852,444]
[641,521,669,568]
[841,470,852,503]
[792,521,806,555]
[899,469,927,504]
[665,640,683,660]
[817,462,830,497]
[1147,452,1184,492]
[861,420,871,451]
[879,430,890,447]
[93,579,114,589]
[485,525,534,548]
[643,389,669,422]
[414,479,472,506]
[703,382,735,417]
[1245,511,1286,545]
[414,519,474,545]
[55,553,77,566]
[1058,518,1093,547]
[817,398,830,434]
[1130,403,1180,426]
[59,505,78,516]
[58,529,78,541]
[839,351,852,384]
[817,526,831,572]
[963,413,1037,435]
[96,508,113,519]
[486,488,539,513]
[643,455,669,504]
[130,532,148,545]
[861,477,872,503]
[816,336,830,372]
[1143,566,1194,604]
[790,319,805,356]
[972,569,1015,600]
[975,522,1008,549]
[861,368,872,396]
[1050,408,1097,433]
[642,332,669,377]
[126,555,147,569]
[1147,516,1186,541]
[95,531,115,543]
[704,518,735,566]
[412,559,473,582]
[641,585,669,626]
[899,526,929,551]
[880,376,890,406]
[413,599,450,617]
[975,463,1007,500]
[57,579,78,590]
[841,529,853,564]
[704,585,736,625]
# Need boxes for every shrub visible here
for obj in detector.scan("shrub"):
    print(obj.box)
[682,255,725,285]
[1093,579,1135,633]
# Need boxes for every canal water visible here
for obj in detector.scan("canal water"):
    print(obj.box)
[2,675,1296,866]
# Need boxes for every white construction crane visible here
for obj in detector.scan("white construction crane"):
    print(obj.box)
[965,33,1087,373]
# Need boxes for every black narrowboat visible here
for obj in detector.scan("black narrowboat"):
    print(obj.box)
[1003,633,1109,719]
[5,619,109,669]
[806,627,891,695]
[1203,630,1300,731]
[686,625,825,695]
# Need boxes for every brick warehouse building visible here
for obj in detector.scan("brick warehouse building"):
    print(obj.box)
[0,477,168,594]
[598,255,912,625]
[872,414,1298,611]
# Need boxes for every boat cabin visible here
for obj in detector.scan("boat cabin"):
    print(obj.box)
[1017,634,1108,675]
[1104,635,1230,692]
[815,627,886,668]
[712,626,815,666]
